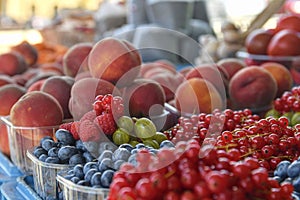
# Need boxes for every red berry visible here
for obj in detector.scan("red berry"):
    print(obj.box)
[94,113,117,135]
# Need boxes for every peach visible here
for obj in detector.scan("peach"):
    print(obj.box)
[260,62,293,97]
[24,71,57,89]
[217,58,246,80]
[0,74,15,87]
[62,42,92,77]
[11,41,38,67]
[88,37,141,87]
[69,77,121,120]
[40,62,64,75]
[139,61,177,78]
[0,52,28,76]
[149,72,183,102]
[228,66,277,110]
[185,64,227,99]
[27,79,46,92]
[41,76,75,119]
[122,78,166,118]
[174,78,224,114]
[10,91,63,127]
[0,84,26,116]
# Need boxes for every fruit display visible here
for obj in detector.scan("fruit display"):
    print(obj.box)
[2,13,300,199]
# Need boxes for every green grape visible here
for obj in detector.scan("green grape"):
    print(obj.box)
[112,128,130,145]
[143,139,160,149]
[117,116,134,133]
[265,108,280,119]
[152,132,168,144]
[283,111,294,124]
[291,112,300,126]
[134,117,156,139]
[129,140,139,147]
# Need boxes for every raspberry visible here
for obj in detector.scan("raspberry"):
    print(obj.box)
[93,94,124,118]
[80,110,97,122]
[78,120,101,142]
[59,122,72,132]
[70,121,80,140]
[94,113,117,135]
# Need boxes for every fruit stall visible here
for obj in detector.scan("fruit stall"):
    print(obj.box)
[3,0,300,200]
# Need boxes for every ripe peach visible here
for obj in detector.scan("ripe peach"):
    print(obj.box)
[0,74,15,87]
[139,61,177,78]
[24,72,57,89]
[10,91,64,127]
[27,79,46,92]
[175,78,224,114]
[69,77,121,120]
[88,37,141,87]
[185,64,227,99]
[0,52,28,76]
[11,41,38,67]
[0,84,26,116]
[122,78,166,118]
[217,58,246,80]
[260,62,293,97]
[149,72,183,102]
[41,76,75,119]
[40,62,64,75]
[228,66,277,110]
[62,42,92,77]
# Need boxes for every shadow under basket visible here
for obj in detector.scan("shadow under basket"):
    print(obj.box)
[1,116,60,175]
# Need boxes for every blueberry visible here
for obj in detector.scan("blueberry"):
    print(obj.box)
[76,140,87,151]
[127,154,137,166]
[83,151,95,163]
[55,129,76,145]
[40,136,53,146]
[64,174,75,180]
[294,176,300,193]
[73,164,84,179]
[113,148,131,162]
[38,154,48,162]
[149,148,159,155]
[274,160,291,179]
[98,158,113,172]
[48,147,59,157]
[41,139,56,151]
[272,176,284,183]
[90,172,102,186]
[71,176,80,184]
[131,149,138,154]
[135,143,145,149]
[113,160,125,170]
[83,141,99,154]
[58,146,78,162]
[98,142,117,154]
[33,146,47,158]
[84,168,98,183]
[83,162,98,174]
[67,169,75,175]
[69,154,86,165]
[160,140,175,149]
[98,150,113,162]
[45,156,60,164]
[100,169,115,188]
[287,160,300,178]
[119,143,134,152]
[77,180,90,186]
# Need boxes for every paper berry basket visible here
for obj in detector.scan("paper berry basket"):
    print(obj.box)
[1,116,59,174]
[27,149,70,200]
[57,169,109,200]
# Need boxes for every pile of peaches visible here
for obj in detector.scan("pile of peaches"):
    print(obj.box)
[0,31,294,162]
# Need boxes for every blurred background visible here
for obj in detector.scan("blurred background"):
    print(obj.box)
[0,0,296,62]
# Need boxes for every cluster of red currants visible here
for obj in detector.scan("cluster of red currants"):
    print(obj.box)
[107,139,294,200]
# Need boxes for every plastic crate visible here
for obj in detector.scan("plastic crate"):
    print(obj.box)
[0,176,42,200]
